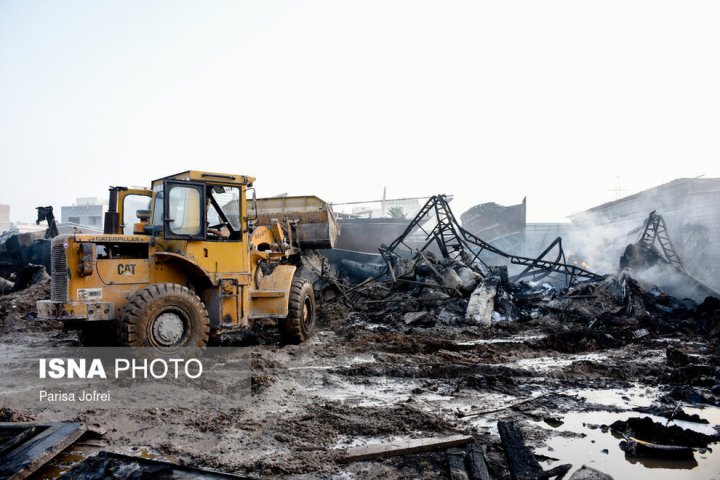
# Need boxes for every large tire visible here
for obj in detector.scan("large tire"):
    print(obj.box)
[280,278,316,344]
[118,283,210,353]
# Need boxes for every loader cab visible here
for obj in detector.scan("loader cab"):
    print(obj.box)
[148,171,254,242]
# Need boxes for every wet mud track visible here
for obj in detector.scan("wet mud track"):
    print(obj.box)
[0,294,719,479]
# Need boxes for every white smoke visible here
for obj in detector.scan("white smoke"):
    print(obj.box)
[560,179,720,302]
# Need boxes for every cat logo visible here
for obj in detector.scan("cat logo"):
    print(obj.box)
[117,263,136,275]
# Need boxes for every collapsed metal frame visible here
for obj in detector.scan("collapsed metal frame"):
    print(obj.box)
[624,210,719,299]
[636,210,684,271]
[378,195,604,287]
[36,206,59,239]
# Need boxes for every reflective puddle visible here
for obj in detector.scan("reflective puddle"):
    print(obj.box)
[567,384,659,408]
[509,353,608,371]
[454,335,546,346]
[535,409,720,479]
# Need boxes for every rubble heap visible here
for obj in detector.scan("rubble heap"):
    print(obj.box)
[328,196,720,346]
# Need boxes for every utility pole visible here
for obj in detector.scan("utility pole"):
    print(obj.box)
[609,176,626,200]
[381,186,387,217]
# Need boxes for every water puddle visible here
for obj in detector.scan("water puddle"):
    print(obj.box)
[305,375,457,407]
[286,354,377,371]
[508,353,608,371]
[535,409,720,479]
[454,335,546,346]
[567,384,659,409]
[685,405,720,427]
[32,446,89,479]
[332,434,409,449]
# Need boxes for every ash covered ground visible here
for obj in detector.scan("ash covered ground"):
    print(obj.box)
[1,276,719,479]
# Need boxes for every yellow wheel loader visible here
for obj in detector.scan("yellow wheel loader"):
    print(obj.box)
[37,171,338,349]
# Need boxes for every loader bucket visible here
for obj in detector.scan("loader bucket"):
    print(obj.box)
[256,196,339,249]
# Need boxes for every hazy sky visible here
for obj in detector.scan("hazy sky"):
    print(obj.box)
[1,1,718,224]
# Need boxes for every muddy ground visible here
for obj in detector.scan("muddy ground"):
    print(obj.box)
[1,282,720,479]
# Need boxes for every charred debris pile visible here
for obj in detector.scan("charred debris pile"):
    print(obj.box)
[324,196,720,346]
[0,206,56,295]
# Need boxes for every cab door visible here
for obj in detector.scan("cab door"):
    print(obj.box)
[162,180,206,240]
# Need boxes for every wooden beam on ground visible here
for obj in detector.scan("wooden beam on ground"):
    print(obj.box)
[498,420,570,480]
[58,451,256,479]
[498,420,543,480]
[447,448,469,480]
[0,427,40,457]
[466,443,493,480]
[341,435,475,463]
[0,422,85,480]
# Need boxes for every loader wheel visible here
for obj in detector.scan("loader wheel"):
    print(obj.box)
[118,283,210,353]
[280,278,316,344]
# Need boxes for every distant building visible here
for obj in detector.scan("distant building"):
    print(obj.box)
[13,223,46,234]
[457,179,720,295]
[461,199,526,254]
[346,199,422,219]
[61,197,107,229]
[524,222,571,257]
[567,177,720,293]
[459,199,574,265]
[0,204,10,233]
[56,223,103,235]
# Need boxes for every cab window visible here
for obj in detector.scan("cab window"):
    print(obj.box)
[122,194,151,235]
[152,191,164,227]
[167,185,203,236]
[208,186,242,231]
